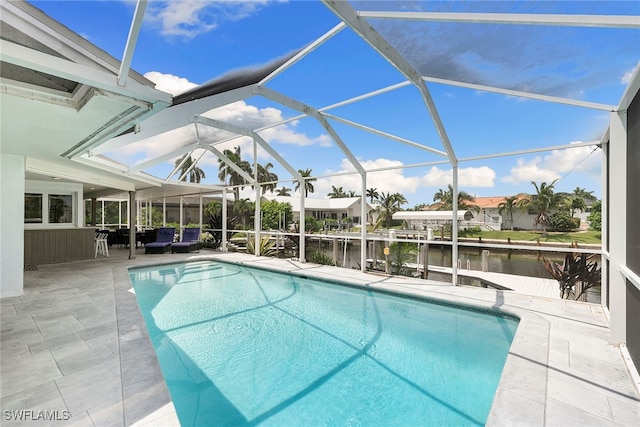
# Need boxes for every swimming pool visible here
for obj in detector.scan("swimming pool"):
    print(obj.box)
[129,260,518,426]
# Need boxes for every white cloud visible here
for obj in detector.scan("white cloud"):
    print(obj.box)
[543,142,601,177]
[502,157,560,184]
[302,160,496,202]
[421,166,496,188]
[260,123,332,147]
[145,1,284,39]
[144,71,198,95]
[114,72,330,167]
[621,67,635,84]
[312,158,422,199]
[502,142,601,185]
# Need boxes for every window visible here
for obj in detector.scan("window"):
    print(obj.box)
[24,190,76,226]
[49,194,73,223]
[24,193,42,223]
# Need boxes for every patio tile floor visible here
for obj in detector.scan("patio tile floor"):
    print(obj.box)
[1,248,638,426]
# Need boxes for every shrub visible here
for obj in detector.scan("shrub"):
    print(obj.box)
[588,201,602,231]
[261,200,292,230]
[388,242,417,275]
[307,250,336,266]
[459,226,482,237]
[550,211,575,232]
[542,253,601,301]
[305,216,322,232]
[246,235,276,256]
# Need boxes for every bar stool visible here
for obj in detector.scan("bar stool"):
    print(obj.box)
[95,232,109,258]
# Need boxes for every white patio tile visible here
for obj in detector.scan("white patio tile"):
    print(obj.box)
[547,375,615,421]
[55,359,122,416]
[546,397,618,427]
[0,350,63,398]
[607,394,640,425]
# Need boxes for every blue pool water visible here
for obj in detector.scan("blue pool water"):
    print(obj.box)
[129,261,518,426]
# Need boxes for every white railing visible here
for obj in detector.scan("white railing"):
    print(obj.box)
[461,213,502,231]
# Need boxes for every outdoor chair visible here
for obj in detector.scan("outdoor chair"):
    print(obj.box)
[143,229,158,245]
[144,227,175,254]
[94,232,109,258]
[114,228,130,247]
[171,228,201,253]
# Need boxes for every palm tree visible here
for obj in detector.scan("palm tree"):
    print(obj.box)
[256,162,278,194]
[569,197,587,219]
[232,198,253,229]
[520,180,561,236]
[204,200,222,219]
[366,187,380,204]
[573,187,597,202]
[373,191,407,229]
[391,192,408,207]
[328,185,347,198]
[217,146,251,201]
[174,154,206,183]
[294,168,316,197]
[348,190,360,197]
[498,195,519,231]
[276,187,291,196]
[432,184,478,212]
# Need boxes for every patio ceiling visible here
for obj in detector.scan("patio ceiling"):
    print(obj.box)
[2,1,639,200]
[0,1,172,197]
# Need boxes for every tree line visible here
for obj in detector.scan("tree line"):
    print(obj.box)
[174,151,600,234]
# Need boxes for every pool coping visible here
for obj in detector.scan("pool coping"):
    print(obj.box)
[122,253,551,426]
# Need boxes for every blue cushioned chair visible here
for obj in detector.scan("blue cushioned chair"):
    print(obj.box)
[144,227,175,254]
[171,228,201,253]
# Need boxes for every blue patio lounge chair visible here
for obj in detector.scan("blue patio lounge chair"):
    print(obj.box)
[171,228,201,253]
[144,227,175,254]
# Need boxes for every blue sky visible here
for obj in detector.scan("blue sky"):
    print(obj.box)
[31,1,639,207]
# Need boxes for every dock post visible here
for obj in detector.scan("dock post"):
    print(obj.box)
[481,250,490,272]
[422,243,429,279]
[369,240,378,269]
[384,243,390,274]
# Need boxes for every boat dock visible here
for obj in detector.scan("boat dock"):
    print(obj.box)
[428,265,561,299]
[367,259,561,299]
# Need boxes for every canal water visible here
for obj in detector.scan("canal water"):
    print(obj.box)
[306,239,562,278]
[305,239,601,303]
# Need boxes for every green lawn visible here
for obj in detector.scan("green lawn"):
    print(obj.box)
[459,230,601,245]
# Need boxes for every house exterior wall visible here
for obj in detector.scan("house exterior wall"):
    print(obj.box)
[24,228,94,265]
[1,154,25,297]
[300,207,363,224]
[264,197,371,225]
[476,207,537,230]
